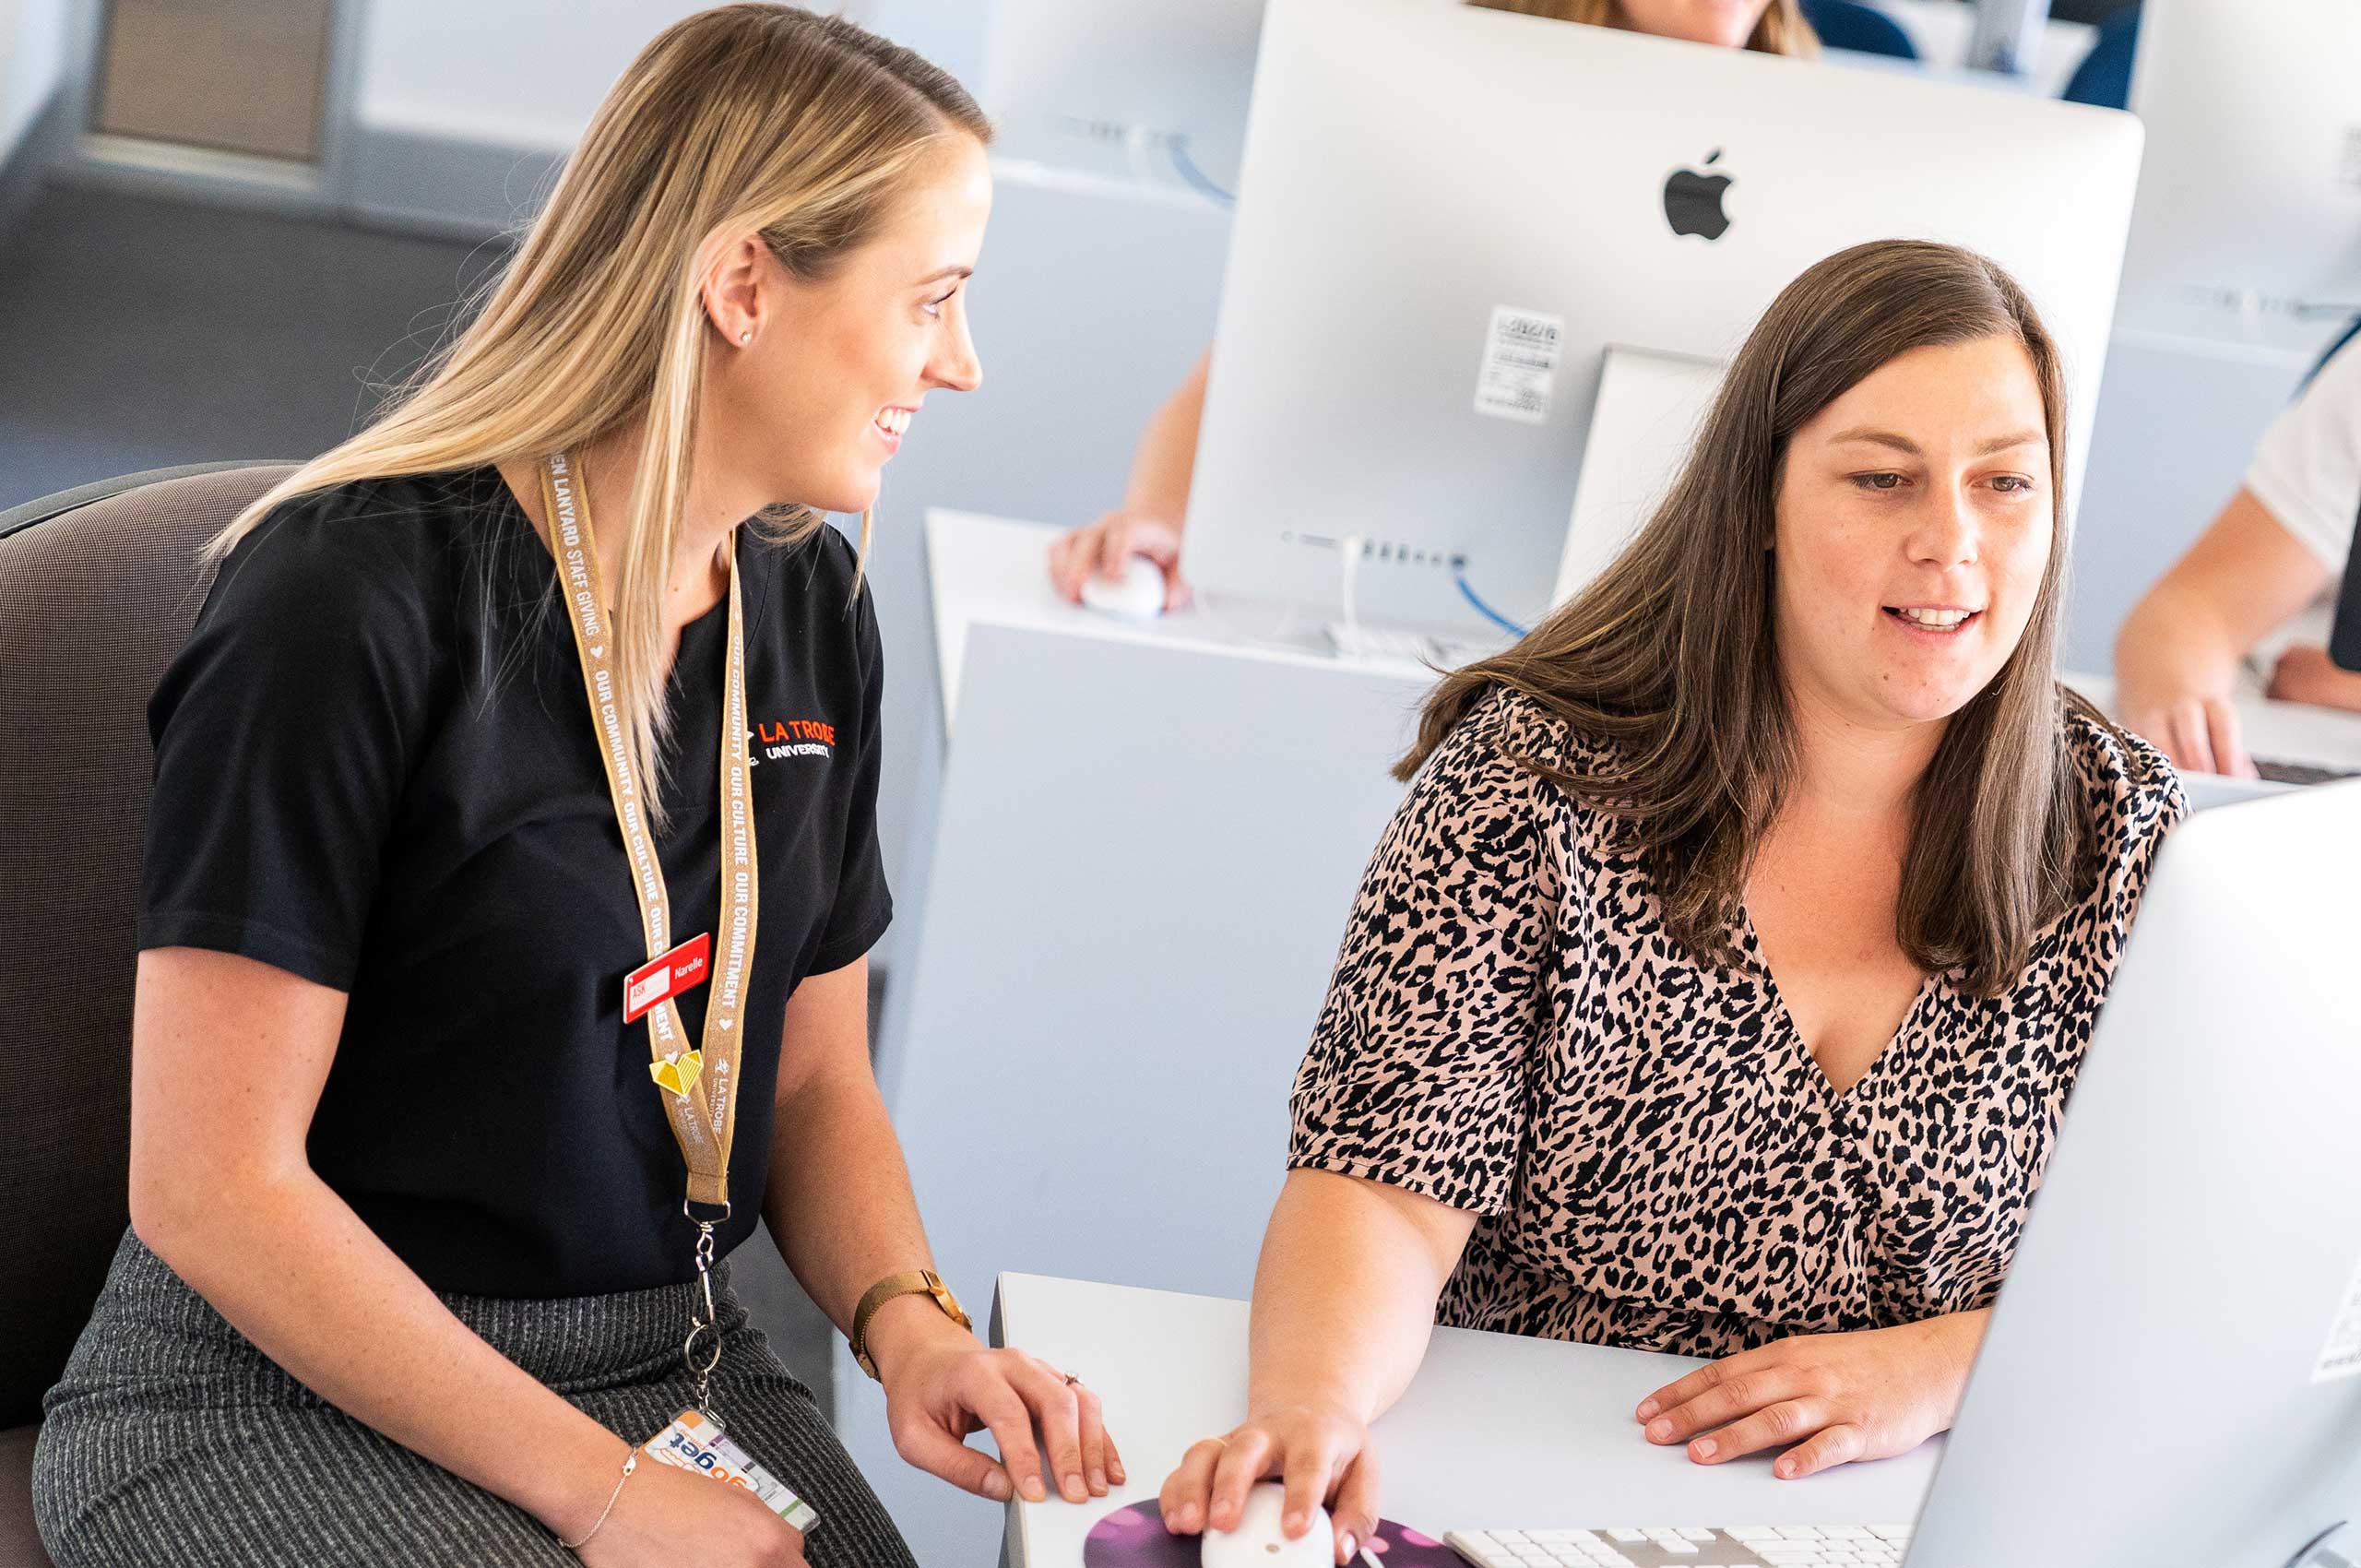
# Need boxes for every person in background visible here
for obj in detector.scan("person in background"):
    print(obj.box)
[1157,242,2183,1565]
[2113,326,2361,777]
[1046,0,1822,611]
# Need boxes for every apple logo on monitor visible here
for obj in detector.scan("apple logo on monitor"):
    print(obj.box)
[1663,149,1734,241]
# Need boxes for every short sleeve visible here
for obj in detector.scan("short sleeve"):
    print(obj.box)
[139,504,439,990]
[2247,329,2361,576]
[809,578,893,974]
[1287,693,1560,1215]
[2065,710,2189,976]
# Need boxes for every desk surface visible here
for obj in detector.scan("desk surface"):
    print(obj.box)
[926,508,2361,776]
[993,1273,1940,1568]
[925,510,1438,730]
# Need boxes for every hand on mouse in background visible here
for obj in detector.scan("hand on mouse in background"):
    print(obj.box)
[1159,1404,1379,1567]
[1049,509,1192,612]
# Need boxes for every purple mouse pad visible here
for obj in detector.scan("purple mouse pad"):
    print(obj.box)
[1082,1500,1458,1567]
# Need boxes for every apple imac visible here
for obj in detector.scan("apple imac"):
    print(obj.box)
[976,0,1265,201]
[1180,0,2143,647]
[2116,0,2361,356]
[1900,780,2361,1566]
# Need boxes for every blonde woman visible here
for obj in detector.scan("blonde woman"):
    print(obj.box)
[32,9,1118,1567]
[1047,0,1820,610]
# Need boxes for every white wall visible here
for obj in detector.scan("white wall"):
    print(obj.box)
[0,0,72,166]
[353,0,720,151]
[351,0,922,153]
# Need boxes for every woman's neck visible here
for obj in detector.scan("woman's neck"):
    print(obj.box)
[1782,681,1945,824]
[501,422,759,632]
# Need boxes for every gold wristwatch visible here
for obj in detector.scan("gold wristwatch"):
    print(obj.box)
[849,1269,971,1380]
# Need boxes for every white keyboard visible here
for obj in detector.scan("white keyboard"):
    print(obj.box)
[1445,1523,1915,1568]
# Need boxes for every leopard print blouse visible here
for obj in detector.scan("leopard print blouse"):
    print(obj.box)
[1288,686,2186,1359]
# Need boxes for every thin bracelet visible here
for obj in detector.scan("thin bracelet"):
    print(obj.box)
[558,1448,638,1552]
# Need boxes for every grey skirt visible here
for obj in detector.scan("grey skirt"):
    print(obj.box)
[33,1229,919,1568]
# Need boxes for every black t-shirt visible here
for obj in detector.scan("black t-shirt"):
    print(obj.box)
[139,467,893,1298]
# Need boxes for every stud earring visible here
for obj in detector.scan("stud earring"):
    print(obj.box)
[740,330,753,345]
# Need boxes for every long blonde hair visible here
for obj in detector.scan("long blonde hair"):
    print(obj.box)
[212,5,990,826]
[1467,0,1821,56]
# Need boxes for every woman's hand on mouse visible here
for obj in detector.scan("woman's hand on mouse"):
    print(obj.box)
[1049,509,1191,611]
[1631,1309,1988,1480]
[1159,1403,1381,1566]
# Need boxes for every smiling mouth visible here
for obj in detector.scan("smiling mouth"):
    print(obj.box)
[1884,605,1981,633]
[873,408,911,439]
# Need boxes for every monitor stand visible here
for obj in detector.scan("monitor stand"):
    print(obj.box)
[1550,343,1726,610]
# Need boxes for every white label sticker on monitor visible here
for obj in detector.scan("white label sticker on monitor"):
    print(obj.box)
[2312,1247,2361,1383]
[1474,306,1565,425]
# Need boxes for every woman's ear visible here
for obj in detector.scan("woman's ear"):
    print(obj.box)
[700,233,768,348]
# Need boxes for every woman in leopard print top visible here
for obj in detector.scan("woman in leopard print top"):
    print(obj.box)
[1157,242,2187,1564]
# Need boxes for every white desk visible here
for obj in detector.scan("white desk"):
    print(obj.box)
[922,508,1416,737]
[991,1273,1941,1568]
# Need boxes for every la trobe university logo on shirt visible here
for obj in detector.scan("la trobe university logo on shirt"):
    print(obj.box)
[750,718,836,767]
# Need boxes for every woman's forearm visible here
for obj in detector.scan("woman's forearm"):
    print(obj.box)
[2114,575,2247,697]
[1245,1170,1472,1424]
[135,1170,629,1542]
[1121,350,1210,521]
[760,1065,940,1359]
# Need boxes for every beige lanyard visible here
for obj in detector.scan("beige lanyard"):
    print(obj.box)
[540,453,759,1224]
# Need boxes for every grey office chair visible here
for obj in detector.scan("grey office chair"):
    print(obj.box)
[0,461,297,1568]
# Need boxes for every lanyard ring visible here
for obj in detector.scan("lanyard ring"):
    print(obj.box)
[683,1319,725,1381]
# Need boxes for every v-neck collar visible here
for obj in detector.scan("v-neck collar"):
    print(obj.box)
[1735,911,1947,1105]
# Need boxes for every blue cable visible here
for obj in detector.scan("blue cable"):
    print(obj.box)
[1166,136,1236,207]
[1453,567,1531,637]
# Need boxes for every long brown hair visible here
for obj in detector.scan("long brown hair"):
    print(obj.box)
[211,6,990,830]
[1401,240,2097,997]
[1467,0,1821,56]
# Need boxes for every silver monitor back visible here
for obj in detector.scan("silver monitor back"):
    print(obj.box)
[1909,781,2361,1566]
[977,0,1266,196]
[2118,0,2361,350]
[1183,0,2143,641]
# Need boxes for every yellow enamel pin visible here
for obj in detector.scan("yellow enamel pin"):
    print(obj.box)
[650,1049,704,1099]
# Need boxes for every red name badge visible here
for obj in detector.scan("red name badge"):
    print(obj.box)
[623,932,712,1024]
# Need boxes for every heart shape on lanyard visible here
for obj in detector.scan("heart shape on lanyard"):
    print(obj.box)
[650,1049,706,1099]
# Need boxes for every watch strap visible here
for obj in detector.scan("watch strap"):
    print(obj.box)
[850,1268,971,1380]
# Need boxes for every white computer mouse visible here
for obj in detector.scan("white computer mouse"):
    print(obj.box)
[1200,1482,1334,1568]
[1079,555,1167,622]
